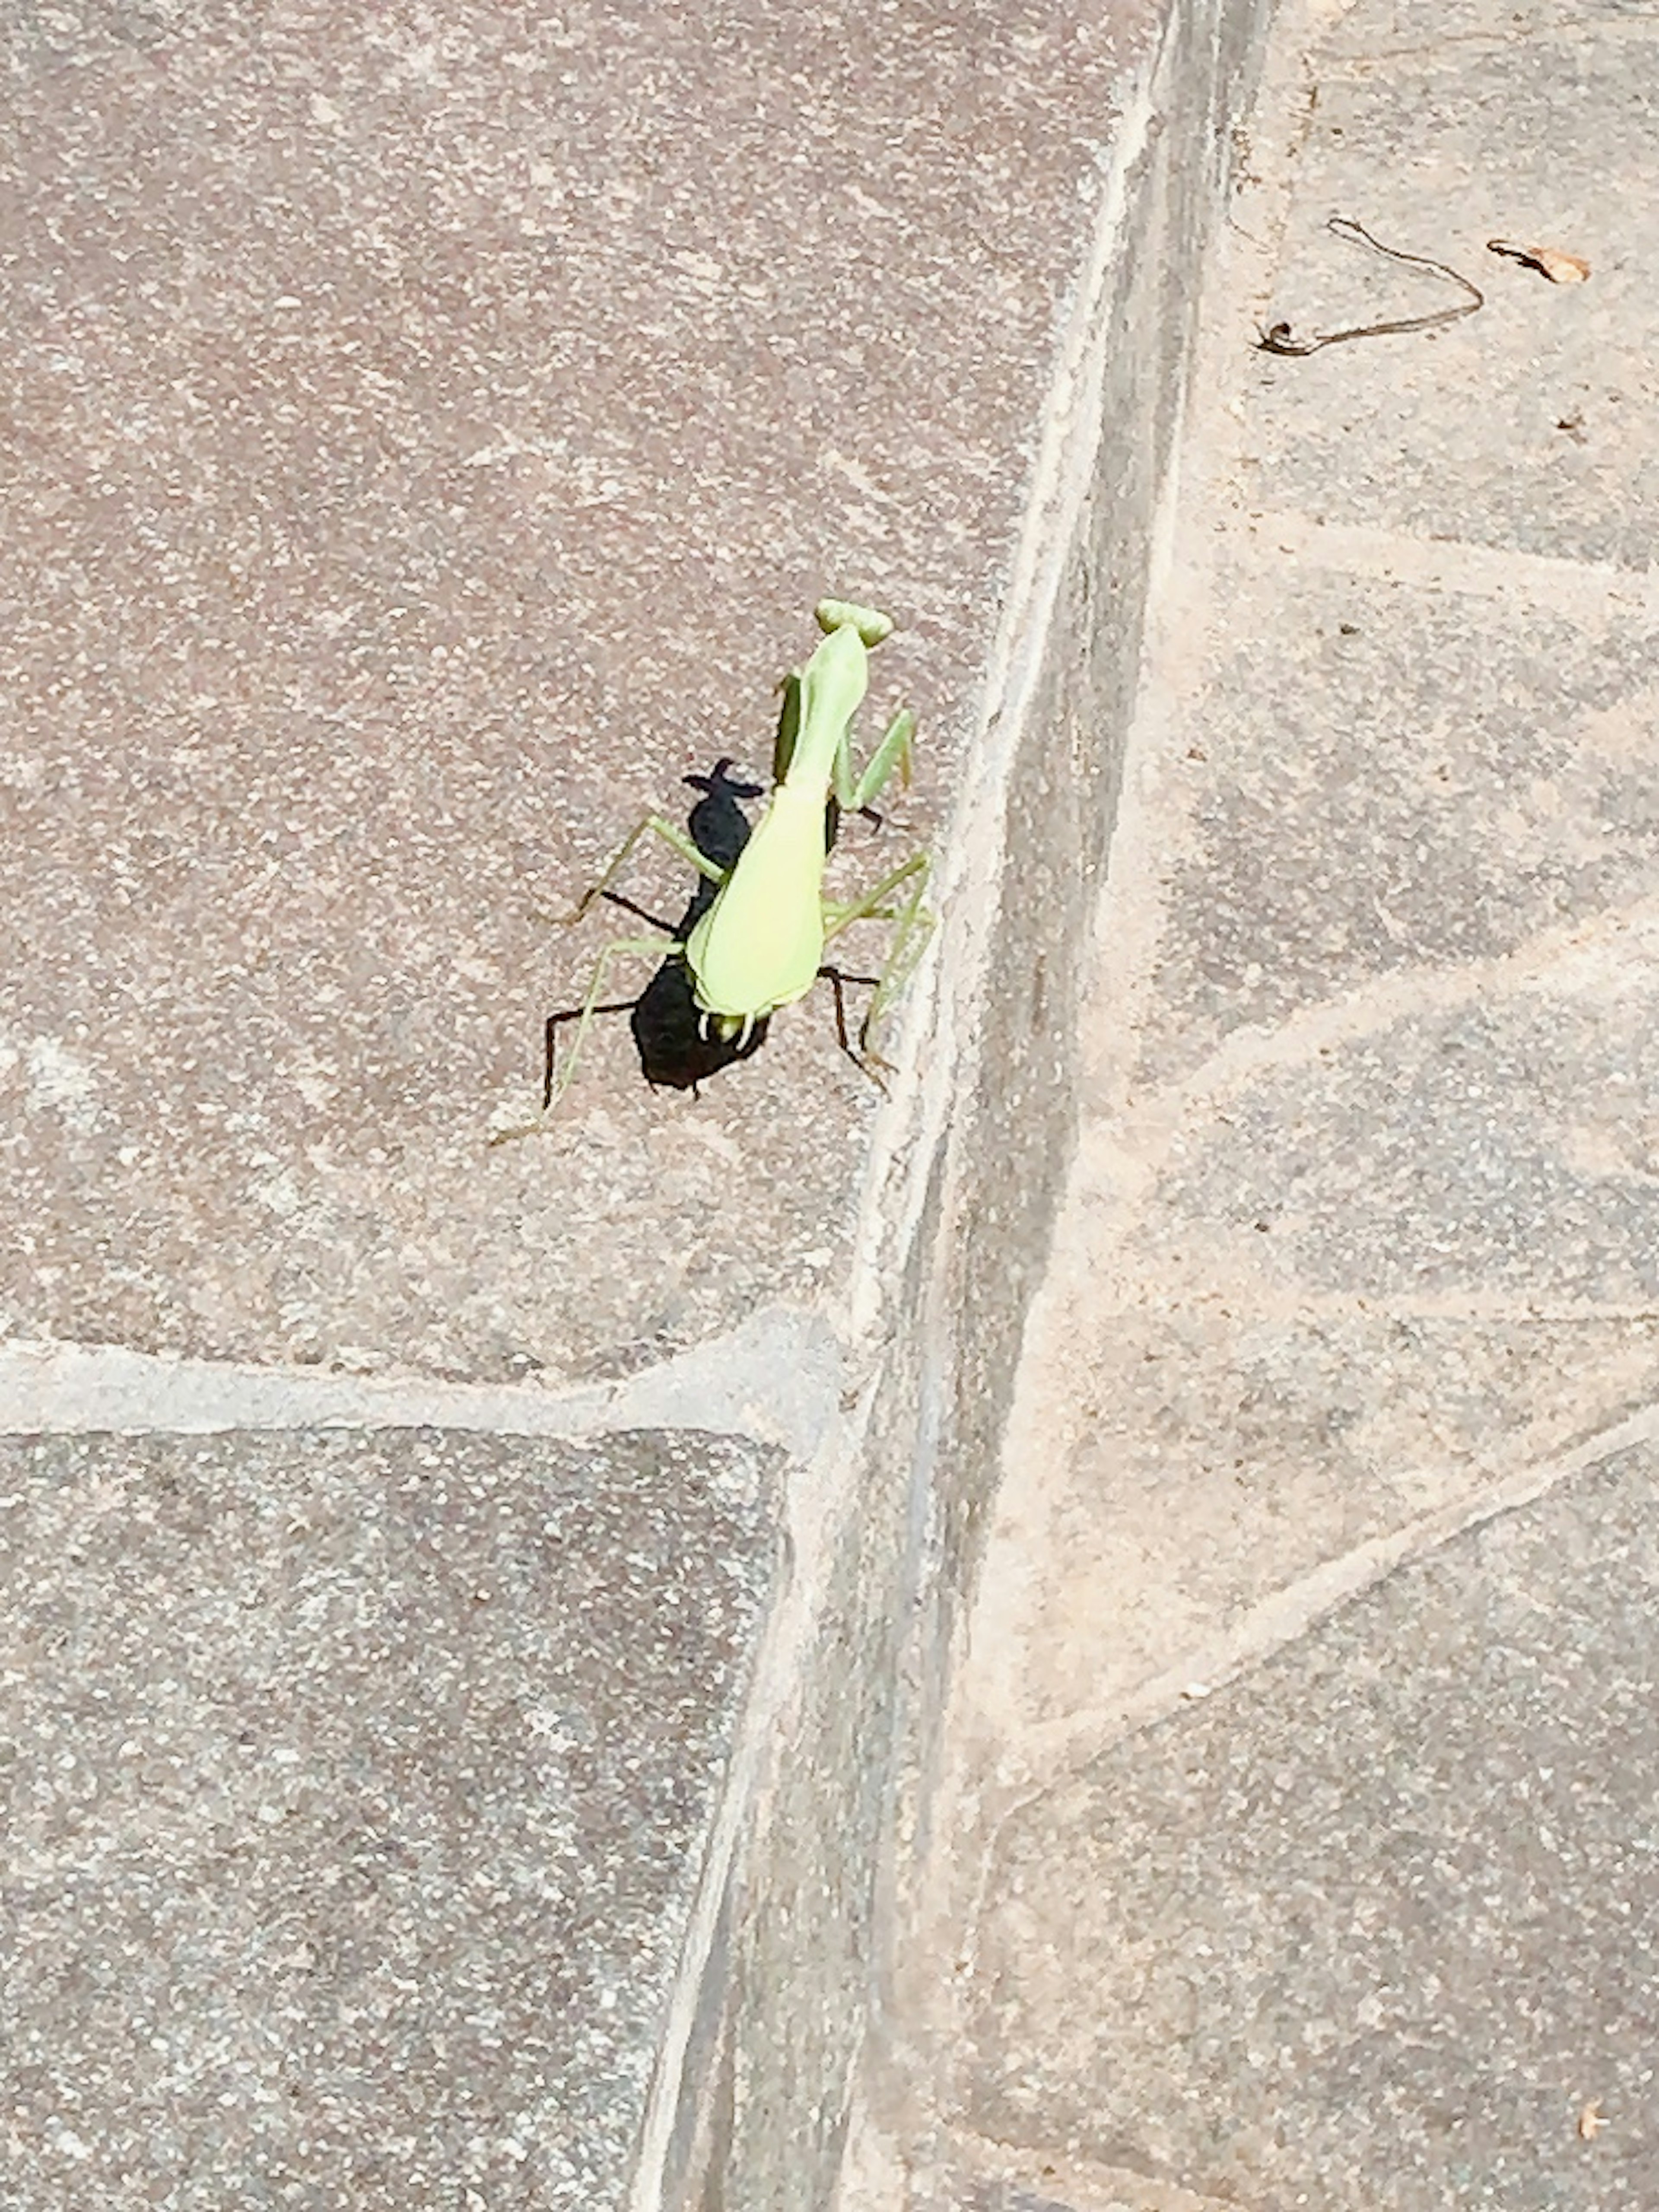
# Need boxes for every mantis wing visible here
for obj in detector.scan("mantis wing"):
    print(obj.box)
[683,788,829,1023]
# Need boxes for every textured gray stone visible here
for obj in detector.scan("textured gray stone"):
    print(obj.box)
[1131,566,1659,1086]
[0,1427,778,2209]
[952,2183,1079,2212]
[0,0,1157,1384]
[961,1441,1659,2211]
[1245,35,1654,566]
[972,1304,1659,1732]
[1326,0,1653,57]
[1150,973,1659,1308]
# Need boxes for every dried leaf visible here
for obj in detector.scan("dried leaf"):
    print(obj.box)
[1487,238,1592,284]
[1532,246,1591,284]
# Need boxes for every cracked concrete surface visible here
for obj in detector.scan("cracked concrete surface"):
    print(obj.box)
[862,0,1659,2205]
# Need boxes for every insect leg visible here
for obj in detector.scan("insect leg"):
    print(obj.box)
[823,849,934,1061]
[841,708,917,814]
[547,934,683,1109]
[558,814,726,927]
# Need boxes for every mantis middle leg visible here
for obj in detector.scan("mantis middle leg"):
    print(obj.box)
[558,812,727,925]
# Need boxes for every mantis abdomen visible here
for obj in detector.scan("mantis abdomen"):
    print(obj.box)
[683,782,830,1031]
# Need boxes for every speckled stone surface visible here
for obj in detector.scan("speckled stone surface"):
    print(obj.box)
[962,1442,1659,2211]
[0,1427,779,2208]
[1150,974,1659,1308]
[961,1303,1659,1735]
[880,1,1659,2208]
[1130,567,1659,1089]
[1243,16,1654,567]
[0,0,1154,1383]
[923,2183,1078,2212]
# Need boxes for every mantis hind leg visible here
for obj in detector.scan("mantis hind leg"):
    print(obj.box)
[490,934,680,1140]
[822,849,934,1062]
[550,935,683,1105]
[557,813,726,926]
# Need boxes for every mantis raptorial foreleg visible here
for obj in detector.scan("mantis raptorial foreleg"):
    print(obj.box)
[838,708,917,815]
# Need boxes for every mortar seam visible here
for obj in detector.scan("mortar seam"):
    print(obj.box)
[0,1304,842,1464]
[1108,887,1659,1135]
[1232,508,1659,617]
[979,1386,1659,1847]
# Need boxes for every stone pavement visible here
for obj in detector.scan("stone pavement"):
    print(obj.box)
[9,0,1648,2202]
[0,0,1273,2205]
[855,0,1659,2207]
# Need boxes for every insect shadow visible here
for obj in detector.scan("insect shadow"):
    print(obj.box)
[541,757,882,1100]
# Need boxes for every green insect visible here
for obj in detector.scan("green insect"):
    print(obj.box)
[544,597,933,1106]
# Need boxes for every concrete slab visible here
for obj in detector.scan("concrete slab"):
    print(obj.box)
[0,0,1154,1383]
[861,1,1659,2207]
[949,1304,1659,1737]
[1146,962,1659,1308]
[1126,562,1659,1087]
[0,1426,779,2208]
[959,1440,1659,2212]
[1245,26,1657,566]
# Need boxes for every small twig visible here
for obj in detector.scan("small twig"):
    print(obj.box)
[1259,215,1484,355]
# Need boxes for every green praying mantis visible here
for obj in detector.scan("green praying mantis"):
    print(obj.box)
[540,597,933,1108]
